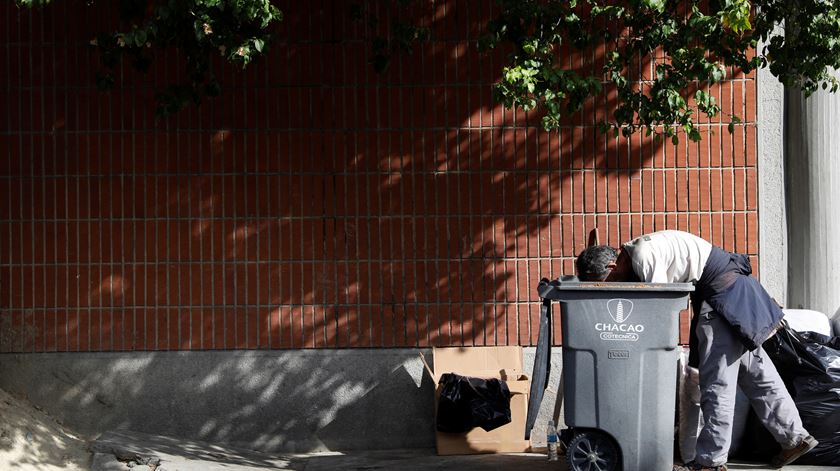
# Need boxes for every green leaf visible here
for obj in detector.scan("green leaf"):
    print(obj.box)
[522,41,536,56]
[720,0,752,34]
[688,127,701,141]
[134,29,147,47]
[710,64,726,83]
[643,0,666,13]
[666,89,686,110]
[655,64,667,82]
[253,38,264,53]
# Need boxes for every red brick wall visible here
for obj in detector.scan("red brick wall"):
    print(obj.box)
[0,1,758,352]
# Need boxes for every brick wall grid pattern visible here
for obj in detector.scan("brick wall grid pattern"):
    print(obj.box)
[0,1,759,352]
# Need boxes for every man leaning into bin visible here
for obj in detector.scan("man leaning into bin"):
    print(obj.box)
[575,230,817,471]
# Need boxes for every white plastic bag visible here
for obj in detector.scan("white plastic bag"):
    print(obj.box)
[782,309,831,336]
[677,347,703,463]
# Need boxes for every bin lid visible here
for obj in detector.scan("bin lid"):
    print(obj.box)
[538,278,694,299]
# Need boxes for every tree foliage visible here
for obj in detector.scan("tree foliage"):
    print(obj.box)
[18,0,282,116]
[481,0,840,143]
[350,1,430,73]
[18,1,840,142]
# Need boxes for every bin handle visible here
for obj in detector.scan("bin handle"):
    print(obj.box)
[524,299,552,440]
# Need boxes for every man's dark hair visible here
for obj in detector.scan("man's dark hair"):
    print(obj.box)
[576,245,619,281]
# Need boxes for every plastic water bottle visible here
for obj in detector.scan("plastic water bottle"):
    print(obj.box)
[546,419,559,461]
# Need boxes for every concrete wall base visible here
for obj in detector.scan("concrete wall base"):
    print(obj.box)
[0,348,563,453]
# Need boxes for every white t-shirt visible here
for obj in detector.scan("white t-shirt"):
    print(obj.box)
[622,230,713,283]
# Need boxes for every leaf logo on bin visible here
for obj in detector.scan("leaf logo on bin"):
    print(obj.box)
[607,299,633,323]
[595,298,644,342]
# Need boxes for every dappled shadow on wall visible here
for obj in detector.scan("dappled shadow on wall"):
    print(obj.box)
[0,0,759,352]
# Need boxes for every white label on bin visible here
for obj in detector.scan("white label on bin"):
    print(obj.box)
[595,298,644,342]
[607,299,634,323]
[600,332,639,341]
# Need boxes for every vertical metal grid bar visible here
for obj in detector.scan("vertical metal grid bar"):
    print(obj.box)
[395,7,411,347]
[351,10,361,348]
[295,29,304,349]
[242,50,250,350]
[140,60,149,352]
[25,4,34,353]
[441,0,460,347]
[71,5,81,352]
[280,48,290,348]
[242,59,250,349]
[152,45,161,351]
[39,6,50,353]
[254,69,262,349]
[82,8,94,353]
[265,61,273,349]
[106,33,115,353]
[395,26,409,347]
[57,2,67,352]
[375,59,386,349]
[95,50,103,353]
[277,128,285,349]
[231,78,238,349]
[18,3,32,351]
[206,65,214,350]
[164,67,171,351]
[130,37,138,352]
[373,8,386,348]
[318,0,329,348]
[304,57,314,349]
[118,18,127,352]
[197,90,205,350]
[219,90,227,350]
[172,71,180,351]
[262,62,272,350]
[186,97,194,350]
[2,2,9,353]
[327,5,339,348]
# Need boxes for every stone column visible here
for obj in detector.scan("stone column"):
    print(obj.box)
[785,84,840,318]
[757,50,787,304]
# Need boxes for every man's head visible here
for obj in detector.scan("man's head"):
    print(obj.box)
[575,245,637,282]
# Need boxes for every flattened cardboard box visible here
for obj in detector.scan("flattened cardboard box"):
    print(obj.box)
[422,346,531,455]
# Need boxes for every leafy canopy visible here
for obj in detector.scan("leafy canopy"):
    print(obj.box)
[481,0,840,143]
[18,1,840,142]
[19,0,282,116]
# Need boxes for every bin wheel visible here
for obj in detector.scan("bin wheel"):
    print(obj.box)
[567,431,621,471]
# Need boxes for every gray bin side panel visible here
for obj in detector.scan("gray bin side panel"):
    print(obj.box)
[563,348,678,470]
[635,348,679,470]
[558,292,689,471]
[562,349,597,427]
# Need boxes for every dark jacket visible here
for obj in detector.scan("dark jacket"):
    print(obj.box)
[688,246,784,366]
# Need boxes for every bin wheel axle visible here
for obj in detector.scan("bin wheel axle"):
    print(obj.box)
[567,431,620,471]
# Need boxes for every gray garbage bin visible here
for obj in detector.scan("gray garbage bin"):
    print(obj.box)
[528,279,693,471]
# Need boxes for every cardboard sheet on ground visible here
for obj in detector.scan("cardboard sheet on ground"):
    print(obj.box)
[421,346,531,455]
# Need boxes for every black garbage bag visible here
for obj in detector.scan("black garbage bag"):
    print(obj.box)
[436,373,512,433]
[738,324,840,465]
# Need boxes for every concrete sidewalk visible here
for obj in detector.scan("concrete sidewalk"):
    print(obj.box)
[90,430,833,471]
